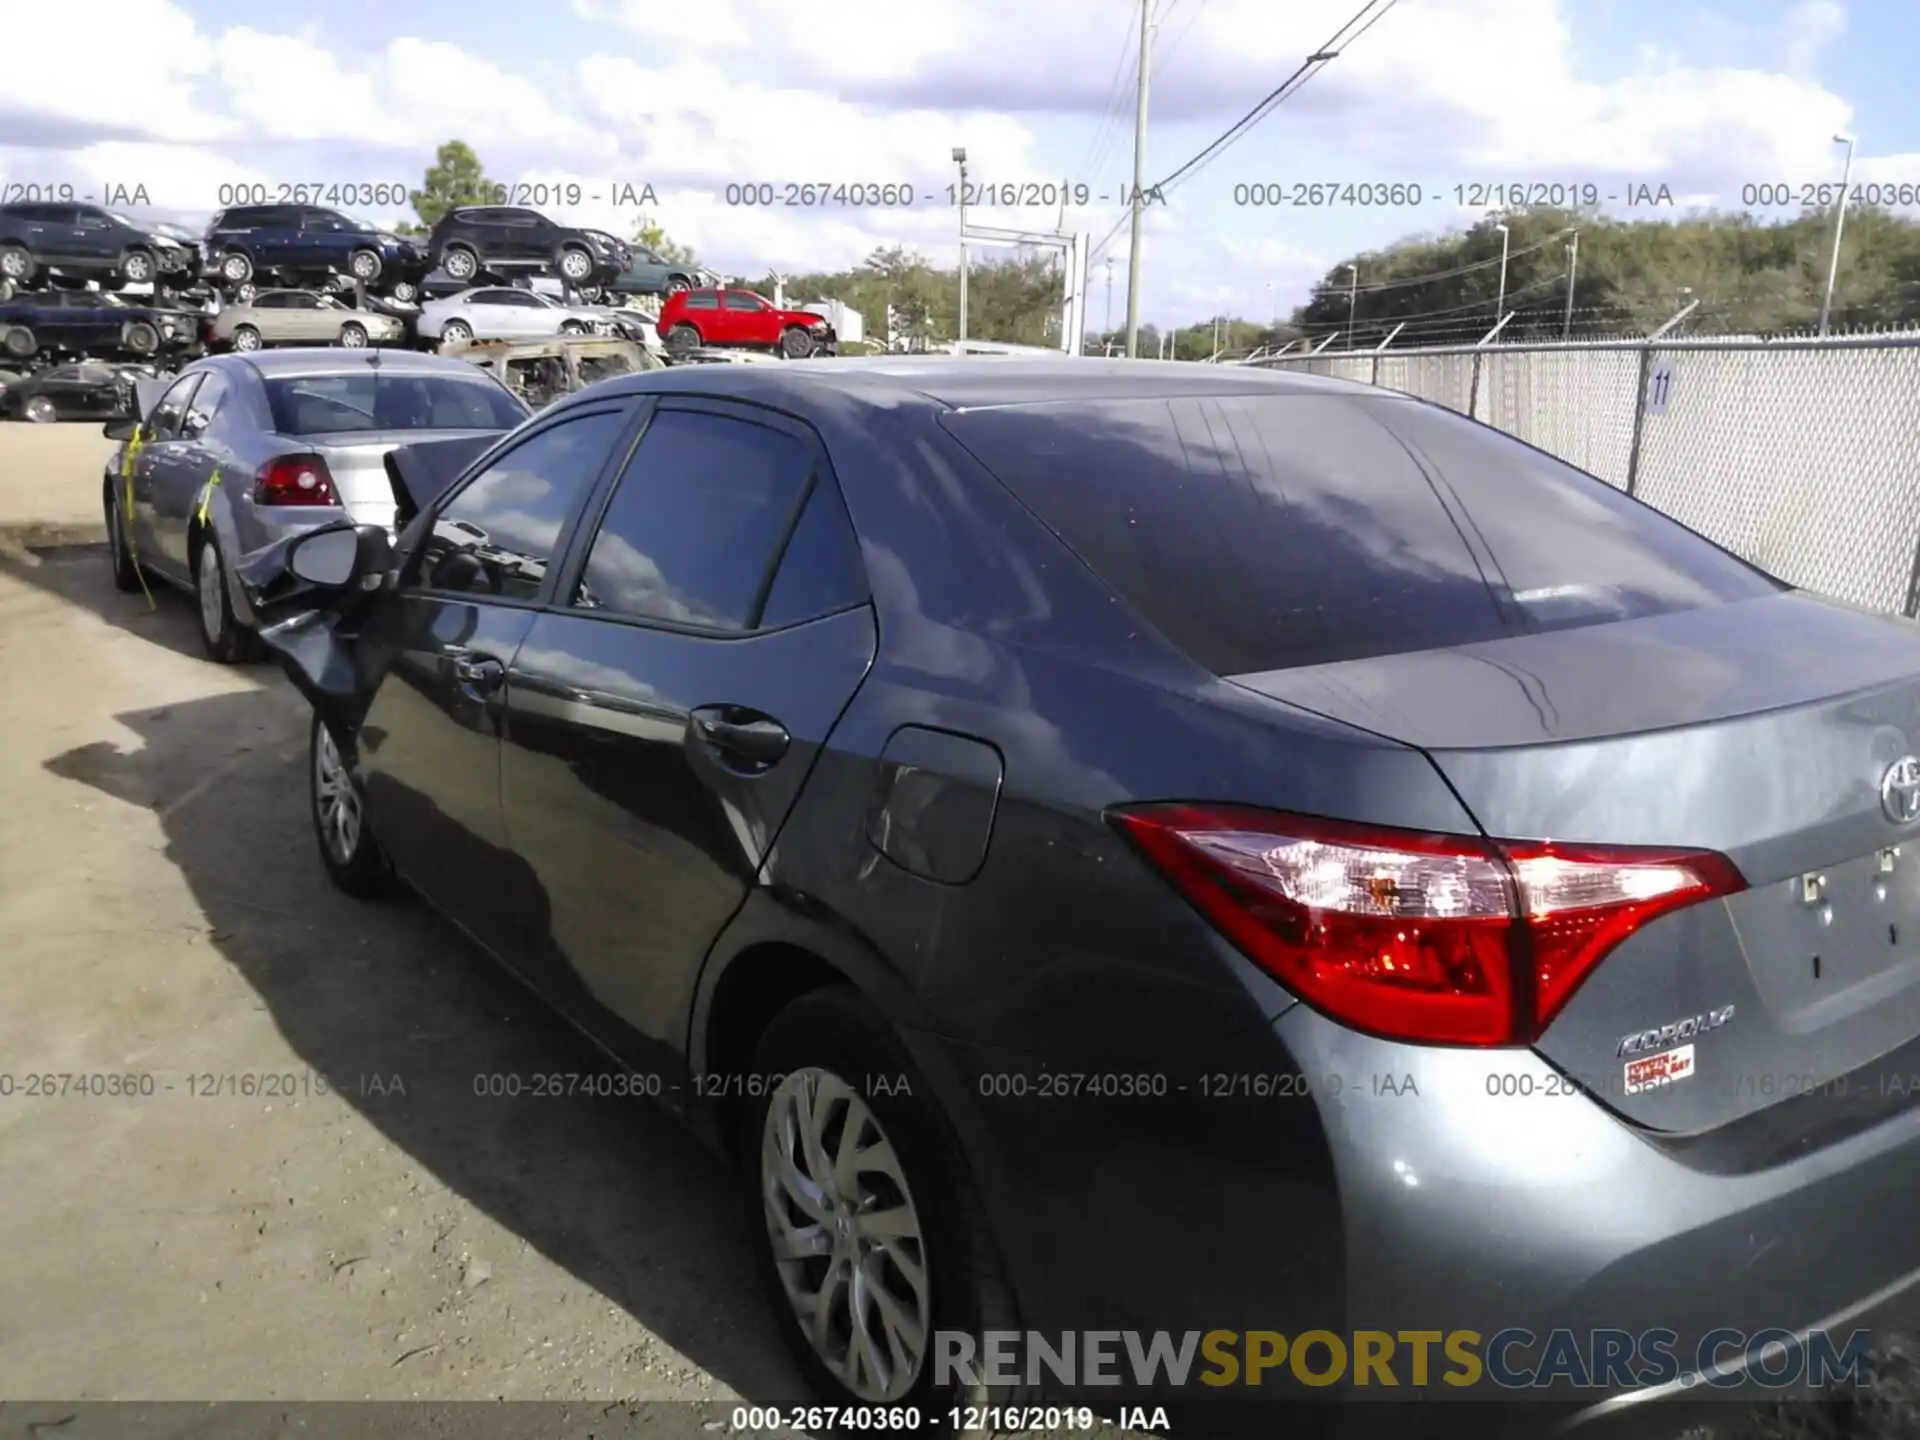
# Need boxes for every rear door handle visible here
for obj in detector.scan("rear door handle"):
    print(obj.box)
[451,653,505,692]
[691,705,790,772]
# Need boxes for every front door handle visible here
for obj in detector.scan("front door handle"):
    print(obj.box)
[691,705,790,772]
[451,653,504,692]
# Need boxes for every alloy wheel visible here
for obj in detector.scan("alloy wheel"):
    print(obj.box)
[25,395,56,423]
[232,327,261,352]
[312,724,362,864]
[760,1067,932,1403]
[196,539,225,643]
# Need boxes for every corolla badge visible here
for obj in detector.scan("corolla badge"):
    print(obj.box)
[1882,756,1920,825]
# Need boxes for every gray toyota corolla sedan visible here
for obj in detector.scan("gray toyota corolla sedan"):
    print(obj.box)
[243,357,1920,1435]
[102,346,528,661]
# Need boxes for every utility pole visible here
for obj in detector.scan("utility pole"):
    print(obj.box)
[1562,230,1578,339]
[953,147,969,342]
[1494,221,1510,324]
[1105,256,1115,334]
[1818,132,1857,337]
[1344,264,1358,348]
[1123,0,1153,357]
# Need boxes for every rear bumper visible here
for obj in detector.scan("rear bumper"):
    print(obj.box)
[907,999,1920,1419]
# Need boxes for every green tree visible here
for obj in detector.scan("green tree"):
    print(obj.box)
[401,141,499,236]
[633,215,700,266]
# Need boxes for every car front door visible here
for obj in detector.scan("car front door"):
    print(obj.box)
[352,402,638,958]
[127,371,203,582]
[294,208,343,270]
[283,292,334,342]
[69,209,119,272]
[721,290,771,345]
[498,399,876,1056]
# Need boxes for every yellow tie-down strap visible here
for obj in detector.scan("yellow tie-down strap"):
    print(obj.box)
[119,426,156,611]
[195,469,222,528]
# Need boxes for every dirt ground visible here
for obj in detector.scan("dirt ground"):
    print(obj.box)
[0,423,808,1417]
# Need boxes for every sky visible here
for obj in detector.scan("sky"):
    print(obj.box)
[2,0,1917,332]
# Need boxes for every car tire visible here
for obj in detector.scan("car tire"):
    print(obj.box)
[389,281,418,304]
[121,250,157,284]
[667,324,699,356]
[24,394,57,423]
[0,244,34,286]
[781,326,816,360]
[666,276,692,294]
[556,247,593,282]
[2,326,36,361]
[309,713,407,900]
[104,479,141,592]
[442,247,478,281]
[348,249,382,281]
[439,319,473,347]
[0,278,12,302]
[337,321,370,348]
[122,322,160,358]
[220,251,253,285]
[738,988,1026,1431]
[559,320,589,336]
[192,530,261,665]
[230,324,263,353]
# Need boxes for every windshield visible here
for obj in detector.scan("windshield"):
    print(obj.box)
[109,213,138,227]
[262,372,529,436]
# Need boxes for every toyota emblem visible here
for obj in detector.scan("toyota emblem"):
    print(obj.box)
[1883,756,1920,825]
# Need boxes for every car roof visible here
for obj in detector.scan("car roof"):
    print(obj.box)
[194,348,485,380]
[587,356,1381,410]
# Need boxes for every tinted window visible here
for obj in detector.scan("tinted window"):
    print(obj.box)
[1363,401,1782,627]
[252,292,290,309]
[418,408,627,600]
[146,374,203,440]
[945,395,1781,675]
[685,293,719,310]
[286,293,322,309]
[573,409,813,629]
[759,479,868,628]
[722,293,763,311]
[262,371,528,436]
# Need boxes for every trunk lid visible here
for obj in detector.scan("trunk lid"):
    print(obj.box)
[1233,591,1920,1134]
[303,428,501,530]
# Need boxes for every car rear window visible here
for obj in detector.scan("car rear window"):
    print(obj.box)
[263,372,529,436]
[940,393,1781,675]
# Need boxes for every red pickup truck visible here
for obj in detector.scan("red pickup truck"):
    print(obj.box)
[655,287,836,359]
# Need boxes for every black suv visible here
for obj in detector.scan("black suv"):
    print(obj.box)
[0,290,198,362]
[202,204,429,298]
[0,203,198,293]
[426,206,630,288]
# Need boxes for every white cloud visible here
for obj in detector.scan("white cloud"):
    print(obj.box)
[1,0,1912,327]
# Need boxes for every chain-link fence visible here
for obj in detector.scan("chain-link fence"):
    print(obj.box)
[1252,335,1920,617]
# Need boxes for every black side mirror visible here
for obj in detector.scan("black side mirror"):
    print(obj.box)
[104,418,139,441]
[288,522,395,589]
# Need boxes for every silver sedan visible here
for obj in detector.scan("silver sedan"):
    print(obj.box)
[415,286,617,347]
[102,347,529,662]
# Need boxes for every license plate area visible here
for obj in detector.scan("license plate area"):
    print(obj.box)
[1739,844,1920,1014]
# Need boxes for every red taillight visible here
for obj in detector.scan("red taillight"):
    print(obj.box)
[1110,804,1746,1047]
[255,454,337,506]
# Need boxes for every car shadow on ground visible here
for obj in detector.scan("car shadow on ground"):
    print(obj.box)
[10,538,808,1409]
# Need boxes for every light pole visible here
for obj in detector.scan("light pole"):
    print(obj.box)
[1494,222,1510,323]
[1562,230,1578,340]
[1106,256,1115,334]
[1265,280,1274,331]
[1818,132,1857,337]
[1123,0,1154,356]
[953,146,969,342]
[1344,263,1358,348]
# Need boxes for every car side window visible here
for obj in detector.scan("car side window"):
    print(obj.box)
[571,408,814,630]
[252,293,287,309]
[758,478,869,628]
[288,294,321,309]
[182,372,229,435]
[685,293,719,311]
[146,375,204,441]
[722,293,762,311]
[414,408,630,602]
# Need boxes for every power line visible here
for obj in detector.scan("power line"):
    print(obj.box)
[1158,0,1400,196]
[1077,13,1142,182]
[1089,0,1400,266]
[1157,0,1209,65]
[1306,228,1574,296]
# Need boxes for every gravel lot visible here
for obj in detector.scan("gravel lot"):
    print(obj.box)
[0,424,807,1416]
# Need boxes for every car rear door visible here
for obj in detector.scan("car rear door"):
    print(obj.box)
[352,401,636,959]
[498,398,876,1051]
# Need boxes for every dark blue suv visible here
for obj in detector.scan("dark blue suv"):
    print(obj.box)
[201,204,428,298]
